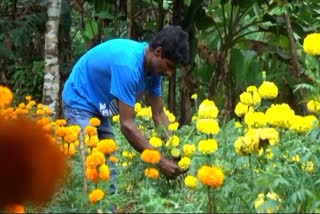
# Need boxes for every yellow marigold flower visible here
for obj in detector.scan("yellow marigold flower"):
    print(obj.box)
[258,81,278,99]
[168,122,179,132]
[109,155,118,163]
[265,103,295,128]
[307,100,320,113]
[182,143,196,157]
[240,91,254,106]
[191,93,198,100]
[25,95,32,101]
[0,86,13,107]
[184,175,198,189]
[196,119,220,135]
[37,117,50,126]
[197,165,224,188]
[28,100,36,106]
[303,33,320,55]
[37,103,44,109]
[89,117,101,127]
[99,164,110,180]
[144,167,159,179]
[246,85,258,92]
[198,99,219,119]
[89,189,105,204]
[135,102,142,113]
[86,167,99,183]
[301,161,314,173]
[258,127,279,146]
[26,104,32,110]
[141,149,161,164]
[112,114,120,122]
[85,125,97,136]
[55,119,67,127]
[234,102,248,117]
[198,139,218,155]
[87,135,99,147]
[64,132,78,144]
[4,204,25,213]
[178,157,191,170]
[245,111,267,128]
[165,109,176,122]
[97,139,117,155]
[235,121,242,128]
[290,115,318,134]
[36,109,44,116]
[43,107,53,115]
[166,135,180,148]
[86,151,106,168]
[254,193,265,209]
[136,106,152,119]
[18,103,25,109]
[170,148,180,158]
[122,150,136,159]
[149,136,163,148]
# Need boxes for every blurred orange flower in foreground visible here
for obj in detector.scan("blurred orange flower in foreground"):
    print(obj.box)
[0,118,68,210]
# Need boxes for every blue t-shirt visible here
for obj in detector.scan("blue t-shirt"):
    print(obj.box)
[62,39,162,117]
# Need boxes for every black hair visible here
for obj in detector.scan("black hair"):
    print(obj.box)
[149,25,190,65]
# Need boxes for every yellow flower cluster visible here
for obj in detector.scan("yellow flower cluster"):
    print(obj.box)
[301,161,314,173]
[258,81,278,99]
[265,103,295,128]
[196,119,220,135]
[307,100,320,114]
[289,115,318,134]
[178,157,191,170]
[234,128,279,155]
[255,191,282,213]
[168,121,179,132]
[197,165,224,188]
[184,175,198,189]
[182,143,196,157]
[165,135,180,148]
[149,136,163,148]
[198,99,219,119]
[244,111,267,128]
[303,33,320,55]
[198,139,218,155]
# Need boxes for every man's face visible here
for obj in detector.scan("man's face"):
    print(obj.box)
[152,47,176,77]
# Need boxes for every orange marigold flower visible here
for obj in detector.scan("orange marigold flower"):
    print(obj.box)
[144,167,159,179]
[197,165,224,188]
[0,86,13,108]
[86,167,99,183]
[89,189,105,204]
[63,132,78,144]
[4,203,25,213]
[86,151,106,169]
[99,164,110,180]
[85,125,97,136]
[89,117,101,127]
[141,149,161,164]
[97,139,117,155]
[56,127,67,138]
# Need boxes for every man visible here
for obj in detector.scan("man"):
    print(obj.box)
[62,25,190,179]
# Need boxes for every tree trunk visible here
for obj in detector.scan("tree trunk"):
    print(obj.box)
[127,0,132,38]
[43,0,62,120]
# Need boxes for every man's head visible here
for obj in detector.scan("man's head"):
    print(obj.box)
[146,25,190,77]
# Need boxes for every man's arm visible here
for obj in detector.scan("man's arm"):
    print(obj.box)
[118,99,182,178]
[147,93,172,138]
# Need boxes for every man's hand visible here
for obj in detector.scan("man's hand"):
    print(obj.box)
[158,156,183,179]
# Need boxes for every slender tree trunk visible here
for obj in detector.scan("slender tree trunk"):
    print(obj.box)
[284,11,301,78]
[127,0,132,38]
[43,0,62,120]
